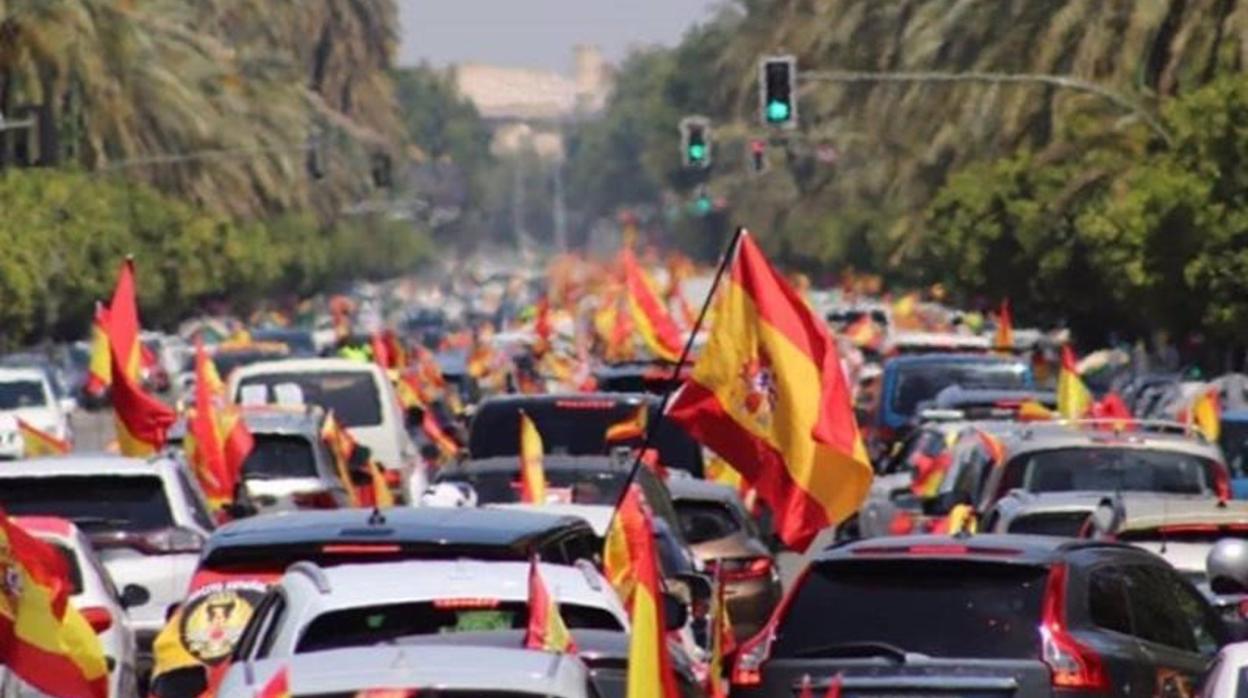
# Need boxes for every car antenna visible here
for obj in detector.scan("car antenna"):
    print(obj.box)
[1159,494,1169,555]
[368,507,386,526]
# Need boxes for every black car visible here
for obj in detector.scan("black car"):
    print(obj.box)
[468,393,704,477]
[198,506,601,570]
[733,534,1232,697]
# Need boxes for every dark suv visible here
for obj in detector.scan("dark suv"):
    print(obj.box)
[732,535,1231,697]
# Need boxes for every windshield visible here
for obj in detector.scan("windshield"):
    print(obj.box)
[1009,448,1215,496]
[889,361,1029,418]
[242,434,319,480]
[438,467,627,506]
[0,380,48,410]
[296,600,622,653]
[237,371,381,427]
[773,559,1047,659]
[675,501,741,544]
[0,476,173,533]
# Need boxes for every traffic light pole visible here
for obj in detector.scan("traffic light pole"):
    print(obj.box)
[801,69,1173,147]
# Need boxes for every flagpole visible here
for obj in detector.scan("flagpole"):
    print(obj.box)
[607,225,747,524]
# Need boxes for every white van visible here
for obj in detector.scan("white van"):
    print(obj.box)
[228,358,423,503]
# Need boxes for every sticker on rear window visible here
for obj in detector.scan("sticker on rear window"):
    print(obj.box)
[179,579,269,664]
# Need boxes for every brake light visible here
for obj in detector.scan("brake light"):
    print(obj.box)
[1159,524,1219,535]
[321,544,400,555]
[433,598,501,609]
[79,606,113,634]
[293,490,339,510]
[1213,463,1232,502]
[141,527,204,554]
[851,544,1022,557]
[554,400,616,410]
[1041,564,1108,691]
[731,566,809,687]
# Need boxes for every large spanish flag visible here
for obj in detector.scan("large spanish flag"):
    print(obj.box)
[523,556,577,653]
[620,485,681,698]
[186,337,253,509]
[1057,345,1093,419]
[1189,386,1221,441]
[621,249,683,362]
[110,349,175,457]
[519,412,547,505]
[0,513,108,698]
[84,302,111,397]
[667,231,873,550]
[18,419,71,457]
[105,258,142,381]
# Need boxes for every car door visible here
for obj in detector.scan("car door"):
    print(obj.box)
[1123,564,1219,697]
[1079,562,1157,696]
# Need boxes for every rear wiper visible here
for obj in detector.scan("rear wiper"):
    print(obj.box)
[789,641,911,662]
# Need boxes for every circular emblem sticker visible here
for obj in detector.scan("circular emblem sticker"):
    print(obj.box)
[178,580,267,664]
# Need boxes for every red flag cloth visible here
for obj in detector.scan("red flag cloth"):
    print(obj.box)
[106,259,142,380]
[666,231,872,551]
[523,555,577,653]
[109,349,174,457]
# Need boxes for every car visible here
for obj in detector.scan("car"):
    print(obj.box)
[1200,640,1248,698]
[319,628,708,698]
[468,393,704,477]
[148,507,602,696]
[169,405,352,513]
[436,454,687,544]
[865,353,1032,457]
[732,534,1233,697]
[0,455,216,669]
[666,477,781,642]
[15,516,146,698]
[230,559,629,663]
[1220,409,1248,498]
[927,420,1229,528]
[0,366,73,445]
[216,645,598,698]
[228,357,423,501]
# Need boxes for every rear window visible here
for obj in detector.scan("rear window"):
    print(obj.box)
[438,468,628,506]
[296,600,622,653]
[236,371,381,428]
[889,361,1029,418]
[467,400,703,476]
[0,380,47,409]
[1007,512,1092,537]
[676,501,741,544]
[243,435,319,480]
[1004,448,1215,497]
[773,560,1047,659]
[0,476,173,533]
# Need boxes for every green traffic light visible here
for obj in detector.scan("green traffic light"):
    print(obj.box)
[766,100,791,123]
[695,196,713,215]
[688,143,707,161]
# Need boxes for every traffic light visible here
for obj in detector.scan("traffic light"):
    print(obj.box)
[759,56,797,128]
[748,139,768,174]
[679,116,712,168]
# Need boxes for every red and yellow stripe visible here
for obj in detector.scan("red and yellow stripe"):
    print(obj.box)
[619,485,681,698]
[667,231,873,550]
[84,303,111,397]
[622,249,683,362]
[18,419,71,457]
[1057,345,1093,419]
[605,405,647,444]
[523,556,577,653]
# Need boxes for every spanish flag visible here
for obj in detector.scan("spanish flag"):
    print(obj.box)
[1188,387,1221,441]
[621,249,683,362]
[18,419,71,457]
[519,412,547,505]
[1017,400,1057,422]
[0,513,108,698]
[110,349,174,457]
[605,405,647,444]
[619,485,681,698]
[185,337,253,509]
[84,302,111,398]
[422,408,460,459]
[993,299,1014,352]
[706,572,736,698]
[105,258,142,381]
[523,556,577,654]
[1057,345,1093,419]
[603,485,643,604]
[321,412,362,507]
[667,230,873,551]
[257,666,291,698]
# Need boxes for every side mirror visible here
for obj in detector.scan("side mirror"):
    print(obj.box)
[120,584,151,610]
[661,591,689,632]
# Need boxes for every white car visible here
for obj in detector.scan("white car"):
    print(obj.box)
[231,559,627,663]
[228,358,423,501]
[14,516,145,698]
[0,366,71,445]
[1199,641,1248,698]
[0,456,216,665]
[217,645,596,698]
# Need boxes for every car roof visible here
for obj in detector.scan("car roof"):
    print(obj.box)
[819,533,1137,565]
[999,422,1223,461]
[285,560,618,614]
[0,367,49,382]
[1222,409,1248,423]
[452,454,631,474]
[234,646,589,695]
[885,352,1023,368]
[238,406,324,435]
[475,392,653,409]
[230,357,379,378]
[203,507,591,555]
[665,477,742,504]
[0,455,167,477]
[933,387,1056,409]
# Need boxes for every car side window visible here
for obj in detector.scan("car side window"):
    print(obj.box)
[231,590,278,662]
[255,593,288,660]
[174,469,216,531]
[1156,568,1224,656]
[1087,566,1132,635]
[1123,566,1198,652]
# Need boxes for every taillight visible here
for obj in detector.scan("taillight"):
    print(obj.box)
[141,527,204,554]
[293,490,339,510]
[730,626,773,686]
[79,606,113,633]
[433,597,500,610]
[710,556,775,582]
[1213,463,1232,502]
[1041,564,1108,692]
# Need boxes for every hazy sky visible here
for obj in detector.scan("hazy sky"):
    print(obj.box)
[397,0,719,73]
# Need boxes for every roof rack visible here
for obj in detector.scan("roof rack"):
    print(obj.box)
[287,561,331,594]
